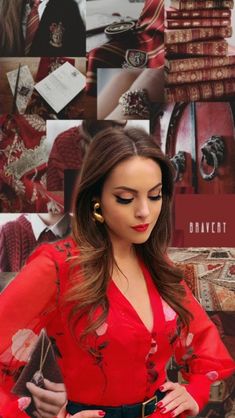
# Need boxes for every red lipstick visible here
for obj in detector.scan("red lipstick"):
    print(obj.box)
[131,224,149,232]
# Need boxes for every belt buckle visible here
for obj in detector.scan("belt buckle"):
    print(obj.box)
[141,395,157,418]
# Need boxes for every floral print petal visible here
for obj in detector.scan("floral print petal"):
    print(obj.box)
[95,322,108,336]
[185,333,194,347]
[161,299,177,322]
[206,370,219,381]
[11,329,38,362]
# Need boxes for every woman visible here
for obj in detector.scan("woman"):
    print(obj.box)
[0,0,85,57]
[0,128,234,418]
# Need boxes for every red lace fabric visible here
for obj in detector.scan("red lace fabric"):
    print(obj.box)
[86,0,164,95]
[0,114,63,213]
[0,237,234,417]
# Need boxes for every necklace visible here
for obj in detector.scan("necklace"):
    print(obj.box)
[31,331,51,388]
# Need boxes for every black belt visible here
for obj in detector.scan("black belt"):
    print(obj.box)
[67,389,165,418]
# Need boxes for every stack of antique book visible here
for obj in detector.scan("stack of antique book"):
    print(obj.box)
[165,0,235,101]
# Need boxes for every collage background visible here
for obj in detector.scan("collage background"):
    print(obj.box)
[0,0,235,416]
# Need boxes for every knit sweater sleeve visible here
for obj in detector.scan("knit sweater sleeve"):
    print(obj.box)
[47,136,65,191]
[46,126,83,192]
[0,226,9,272]
[0,245,59,416]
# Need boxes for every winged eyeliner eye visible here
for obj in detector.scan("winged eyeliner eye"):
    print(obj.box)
[149,195,162,201]
[115,195,162,204]
[115,196,133,204]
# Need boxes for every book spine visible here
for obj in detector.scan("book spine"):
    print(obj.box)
[166,18,231,28]
[165,27,232,45]
[166,65,235,84]
[165,56,235,73]
[165,79,235,101]
[166,9,232,18]
[166,40,228,56]
[171,0,234,10]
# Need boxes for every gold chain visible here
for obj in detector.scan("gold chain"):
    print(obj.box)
[39,331,51,373]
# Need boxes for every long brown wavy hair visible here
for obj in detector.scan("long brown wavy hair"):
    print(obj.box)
[79,120,127,157]
[68,127,192,341]
[0,0,24,56]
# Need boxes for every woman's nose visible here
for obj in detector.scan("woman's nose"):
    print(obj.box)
[135,200,150,218]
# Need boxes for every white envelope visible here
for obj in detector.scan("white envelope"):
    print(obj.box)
[34,62,86,114]
[7,65,35,114]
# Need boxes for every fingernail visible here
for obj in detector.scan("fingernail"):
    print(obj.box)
[157,402,163,408]
[159,385,164,391]
[18,397,31,411]
[171,413,176,417]
[160,407,166,413]
[98,412,106,416]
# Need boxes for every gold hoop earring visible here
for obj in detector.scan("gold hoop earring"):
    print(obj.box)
[92,202,104,224]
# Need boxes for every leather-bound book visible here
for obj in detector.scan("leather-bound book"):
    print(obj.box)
[165,27,232,45]
[166,18,231,28]
[165,79,235,101]
[166,9,232,18]
[166,39,228,56]
[170,0,234,9]
[165,55,235,73]
[166,65,235,84]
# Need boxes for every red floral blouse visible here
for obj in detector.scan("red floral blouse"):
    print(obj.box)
[0,237,234,418]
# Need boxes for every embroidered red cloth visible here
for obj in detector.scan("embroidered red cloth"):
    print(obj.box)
[0,237,234,417]
[86,0,164,95]
[0,114,64,212]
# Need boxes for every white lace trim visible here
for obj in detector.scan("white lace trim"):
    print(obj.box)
[5,137,47,180]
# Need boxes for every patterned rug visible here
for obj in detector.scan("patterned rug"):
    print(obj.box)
[168,248,235,311]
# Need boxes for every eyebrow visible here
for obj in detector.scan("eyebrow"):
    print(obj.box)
[114,183,162,193]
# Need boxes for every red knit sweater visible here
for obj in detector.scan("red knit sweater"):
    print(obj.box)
[0,216,37,272]
[47,126,83,191]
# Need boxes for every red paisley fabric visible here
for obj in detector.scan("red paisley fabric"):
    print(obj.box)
[0,114,63,213]
[0,237,234,417]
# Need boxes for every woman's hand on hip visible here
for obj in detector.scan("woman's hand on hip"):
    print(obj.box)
[157,381,199,417]
[26,379,67,418]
